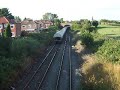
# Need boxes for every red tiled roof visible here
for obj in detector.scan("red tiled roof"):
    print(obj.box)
[0,17,9,23]
[0,16,16,24]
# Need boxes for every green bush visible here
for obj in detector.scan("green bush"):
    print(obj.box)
[28,31,55,45]
[21,31,28,37]
[81,32,94,47]
[0,57,22,89]
[48,25,58,31]
[96,39,120,63]
[0,37,12,57]
[10,38,40,57]
[0,31,56,89]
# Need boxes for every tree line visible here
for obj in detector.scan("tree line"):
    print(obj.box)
[72,19,98,33]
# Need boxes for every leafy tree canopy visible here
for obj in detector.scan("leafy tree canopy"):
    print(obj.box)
[92,20,99,28]
[43,13,58,21]
[0,8,14,19]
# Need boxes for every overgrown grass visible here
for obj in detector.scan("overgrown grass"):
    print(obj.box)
[81,55,120,90]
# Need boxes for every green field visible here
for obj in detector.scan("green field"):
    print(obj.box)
[97,25,120,40]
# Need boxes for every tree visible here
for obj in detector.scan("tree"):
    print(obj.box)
[81,19,91,32]
[0,8,14,19]
[71,21,81,30]
[92,20,99,28]
[54,19,62,29]
[4,23,12,38]
[43,13,58,20]
[14,16,21,23]
[60,18,64,23]
[24,17,27,20]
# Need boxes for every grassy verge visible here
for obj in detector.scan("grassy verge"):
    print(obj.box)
[0,30,56,89]
[71,24,120,90]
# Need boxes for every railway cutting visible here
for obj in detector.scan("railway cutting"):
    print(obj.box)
[14,26,81,90]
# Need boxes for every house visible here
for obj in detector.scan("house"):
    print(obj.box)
[21,18,53,32]
[34,20,53,30]
[21,18,38,32]
[0,16,21,37]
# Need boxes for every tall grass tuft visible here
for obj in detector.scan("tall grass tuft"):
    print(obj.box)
[81,55,120,90]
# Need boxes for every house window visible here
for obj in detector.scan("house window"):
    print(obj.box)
[28,24,31,28]
[0,25,2,29]
[10,24,14,29]
[4,24,7,28]
[22,25,26,28]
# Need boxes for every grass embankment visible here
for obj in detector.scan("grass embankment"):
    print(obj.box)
[0,30,56,89]
[72,25,120,90]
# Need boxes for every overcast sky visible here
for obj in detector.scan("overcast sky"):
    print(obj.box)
[0,0,120,20]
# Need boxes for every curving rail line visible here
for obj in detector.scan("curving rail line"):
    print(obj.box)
[36,48,58,90]
[23,45,56,89]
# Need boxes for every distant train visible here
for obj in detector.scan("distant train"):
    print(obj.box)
[53,26,70,43]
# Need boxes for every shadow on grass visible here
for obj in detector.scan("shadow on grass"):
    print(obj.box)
[106,35,120,40]
[97,26,120,30]
[91,39,105,53]
[97,26,108,29]
[105,34,116,36]
[82,63,113,90]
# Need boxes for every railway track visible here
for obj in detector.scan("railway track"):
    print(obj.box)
[55,33,72,90]
[15,44,60,90]
[15,30,72,90]
[36,48,58,90]
[24,45,60,90]
[69,35,72,90]
[23,45,56,89]
[55,40,67,90]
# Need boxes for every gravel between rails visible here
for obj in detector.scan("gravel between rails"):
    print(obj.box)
[57,34,70,90]
[39,38,66,90]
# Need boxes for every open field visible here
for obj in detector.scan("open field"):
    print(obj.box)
[97,25,120,40]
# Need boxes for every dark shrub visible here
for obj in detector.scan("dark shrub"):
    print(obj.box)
[21,31,28,37]
[0,37,12,57]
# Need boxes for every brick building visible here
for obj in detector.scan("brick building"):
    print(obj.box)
[0,16,21,37]
[21,18,53,32]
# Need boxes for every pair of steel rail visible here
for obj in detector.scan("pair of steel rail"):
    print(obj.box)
[21,34,72,90]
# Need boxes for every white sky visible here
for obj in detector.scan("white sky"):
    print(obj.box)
[0,0,120,21]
